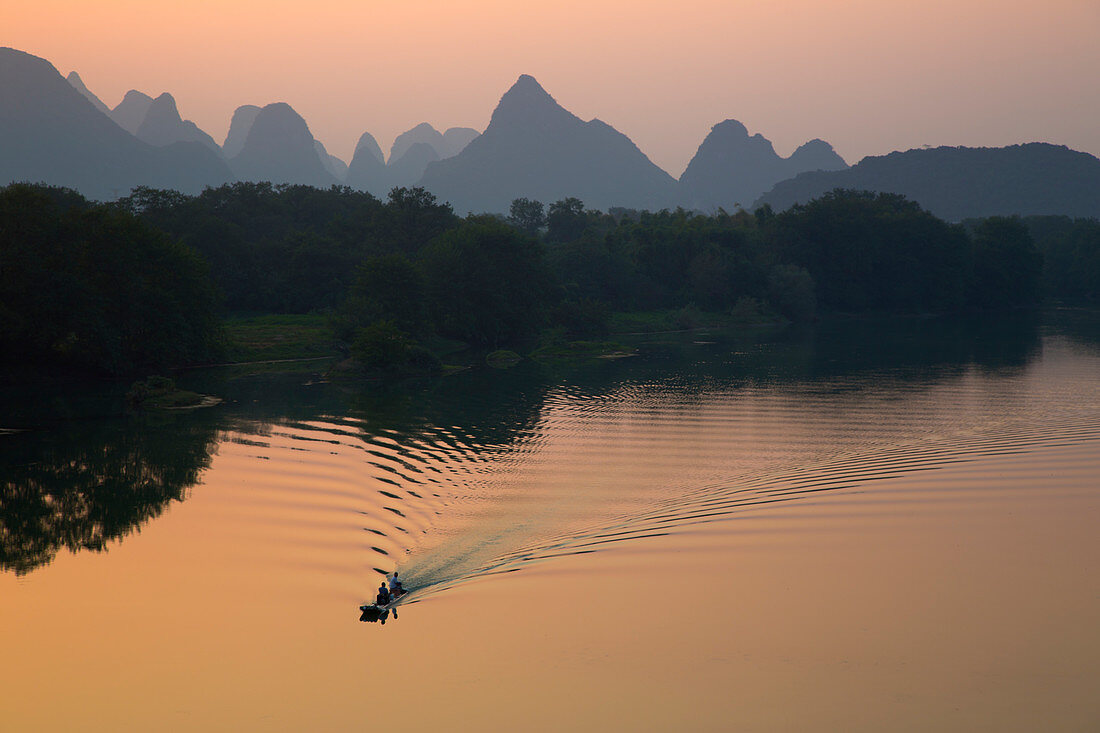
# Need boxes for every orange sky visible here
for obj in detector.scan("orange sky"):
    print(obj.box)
[6,0,1098,174]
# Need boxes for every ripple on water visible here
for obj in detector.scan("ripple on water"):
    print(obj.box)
[211,339,1100,605]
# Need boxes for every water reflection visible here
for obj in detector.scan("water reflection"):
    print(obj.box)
[0,309,1077,584]
[0,411,221,574]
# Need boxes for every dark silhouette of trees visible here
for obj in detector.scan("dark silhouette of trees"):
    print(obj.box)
[969,217,1043,308]
[1023,216,1100,303]
[508,198,546,235]
[773,190,970,312]
[420,216,553,345]
[0,411,221,574]
[1,184,223,374]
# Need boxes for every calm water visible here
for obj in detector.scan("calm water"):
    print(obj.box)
[3,311,1099,731]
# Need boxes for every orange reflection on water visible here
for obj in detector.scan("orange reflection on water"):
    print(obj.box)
[3,433,1098,731]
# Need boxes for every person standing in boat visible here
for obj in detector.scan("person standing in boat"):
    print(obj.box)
[388,571,404,597]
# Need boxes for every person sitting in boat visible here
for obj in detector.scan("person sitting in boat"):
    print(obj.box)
[376,581,391,606]
[388,571,404,597]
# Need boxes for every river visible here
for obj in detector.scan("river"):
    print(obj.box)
[2,310,1099,731]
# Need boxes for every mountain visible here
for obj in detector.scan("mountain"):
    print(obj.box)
[110,90,154,134]
[678,120,847,211]
[345,131,388,196]
[65,71,110,116]
[223,104,261,158]
[440,127,480,158]
[135,92,220,153]
[390,122,445,163]
[0,47,232,200]
[418,74,678,214]
[229,102,336,187]
[755,143,1100,221]
[387,141,440,188]
[314,139,348,181]
[788,138,847,173]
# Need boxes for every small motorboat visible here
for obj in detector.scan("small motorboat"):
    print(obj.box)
[359,588,408,622]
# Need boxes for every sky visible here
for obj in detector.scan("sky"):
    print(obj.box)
[6,0,1099,175]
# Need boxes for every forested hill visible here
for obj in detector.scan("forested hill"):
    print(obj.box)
[755,144,1100,221]
[6,181,1094,377]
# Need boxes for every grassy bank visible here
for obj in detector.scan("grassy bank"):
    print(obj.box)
[609,303,787,334]
[223,314,340,363]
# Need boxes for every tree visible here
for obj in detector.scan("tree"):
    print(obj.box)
[337,254,427,339]
[508,198,546,235]
[774,189,969,312]
[970,217,1042,307]
[0,183,223,374]
[420,216,553,345]
[547,197,588,242]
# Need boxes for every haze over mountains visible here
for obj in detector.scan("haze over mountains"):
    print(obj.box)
[755,144,1100,220]
[420,74,681,213]
[1,48,230,200]
[4,47,1098,221]
[680,119,847,211]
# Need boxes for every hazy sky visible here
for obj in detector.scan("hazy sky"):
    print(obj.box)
[7,0,1099,175]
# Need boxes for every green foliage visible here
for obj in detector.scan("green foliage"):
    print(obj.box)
[508,198,546,235]
[125,375,204,409]
[420,216,554,345]
[351,321,441,374]
[1,183,224,374]
[767,264,816,322]
[335,254,427,340]
[1024,216,1100,302]
[116,183,458,314]
[774,189,969,312]
[546,197,589,242]
[224,314,336,362]
[486,349,523,368]
[550,298,610,338]
[969,217,1043,308]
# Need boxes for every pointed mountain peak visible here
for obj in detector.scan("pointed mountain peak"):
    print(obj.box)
[512,74,546,92]
[135,91,219,152]
[490,74,577,129]
[500,74,555,105]
[353,131,385,165]
[65,70,111,116]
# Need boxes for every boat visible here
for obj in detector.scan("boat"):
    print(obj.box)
[359,588,409,622]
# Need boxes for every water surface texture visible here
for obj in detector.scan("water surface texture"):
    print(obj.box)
[2,311,1099,731]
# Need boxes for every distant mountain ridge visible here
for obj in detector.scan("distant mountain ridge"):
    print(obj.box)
[223,105,262,158]
[229,102,336,188]
[346,123,480,197]
[679,119,847,211]
[65,71,110,116]
[6,47,1099,217]
[419,74,678,213]
[135,92,221,153]
[0,47,232,199]
[755,143,1100,221]
[110,90,154,134]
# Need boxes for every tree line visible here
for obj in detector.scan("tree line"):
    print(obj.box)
[3,181,1093,376]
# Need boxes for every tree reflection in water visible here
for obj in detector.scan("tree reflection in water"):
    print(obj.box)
[0,411,221,575]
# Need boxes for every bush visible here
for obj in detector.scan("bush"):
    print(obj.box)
[351,321,440,374]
